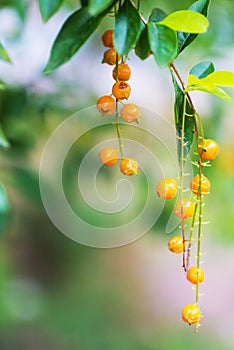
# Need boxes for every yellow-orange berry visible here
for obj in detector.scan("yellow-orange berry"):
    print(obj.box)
[120,158,138,176]
[186,266,205,284]
[174,199,195,219]
[97,95,116,115]
[182,304,201,325]
[156,178,178,200]
[190,175,210,196]
[120,103,141,123]
[99,147,118,167]
[199,139,220,161]
[168,235,184,254]
[112,64,131,81]
[112,81,131,100]
[102,49,121,66]
[102,29,114,48]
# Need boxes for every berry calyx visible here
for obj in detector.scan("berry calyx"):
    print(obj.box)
[156,178,178,200]
[120,103,141,123]
[190,174,210,196]
[113,63,131,81]
[102,29,114,48]
[97,95,116,115]
[182,304,202,325]
[102,49,121,66]
[99,147,118,167]
[174,199,195,219]
[112,81,131,100]
[186,266,205,284]
[199,139,220,161]
[168,235,184,254]
[120,158,138,176]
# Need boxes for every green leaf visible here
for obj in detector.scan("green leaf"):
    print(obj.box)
[0,80,6,90]
[159,10,209,33]
[89,0,117,15]
[44,8,106,73]
[38,0,64,22]
[149,8,167,23]
[189,61,214,79]
[135,25,151,60]
[148,23,177,67]
[0,125,9,149]
[0,184,9,214]
[203,71,234,86]
[10,168,42,205]
[187,74,231,100]
[171,74,194,162]
[0,183,9,234]
[0,42,11,63]
[178,0,210,53]
[114,0,142,55]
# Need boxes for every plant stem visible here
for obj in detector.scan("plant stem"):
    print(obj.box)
[186,202,198,270]
[181,95,187,271]
[115,53,124,158]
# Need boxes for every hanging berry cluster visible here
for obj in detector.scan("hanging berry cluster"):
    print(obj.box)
[156,137,219,330]
[96,29,141,176]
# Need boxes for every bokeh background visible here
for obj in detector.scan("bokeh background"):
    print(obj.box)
[0,0,234,349]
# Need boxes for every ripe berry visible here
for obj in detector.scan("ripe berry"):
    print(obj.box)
[120,103,141,123]
[113,64,131,81]
[174,199,195,219]
[102,49,121,66]
[97,95,116,115]
[182,304,201,325]
[168,235,184,254]
[199,139,220,161]
[120,158,138,176]
[190,174,210,196]
[186,266,205,284]
[99,147,118,167]
[156,178,178,200]
[102,29,114,48]
[112,81,131,100]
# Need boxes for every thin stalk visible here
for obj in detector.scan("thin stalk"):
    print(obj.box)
[180,95,187,271]
[186,202,198,270]
[115,53,124,158]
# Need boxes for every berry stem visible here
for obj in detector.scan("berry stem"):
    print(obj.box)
[115,53,124,159]
[180,94,187,271]
[186,202,198,270]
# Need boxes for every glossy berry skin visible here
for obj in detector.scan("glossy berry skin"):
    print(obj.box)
[112,81,131,100]
[120,103,141,123]
[190,174,210,196]
[113,64,131,81]
[199,139,220,161]
[97,95,116,115]
[102,30,114,48]
[102,49,121,66]
[168,235,184,254]
[186,266,205,284]
[156,178,178,200]
[182,304,201,325]
[120,158,138,176]
[174,199,195,219]
[99,147,118,167]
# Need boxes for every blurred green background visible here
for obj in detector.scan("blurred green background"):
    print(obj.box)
[0,0,234,349]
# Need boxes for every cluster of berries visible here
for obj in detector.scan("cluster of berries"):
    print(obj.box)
[156,138,219,326]
[96,29,141,176]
